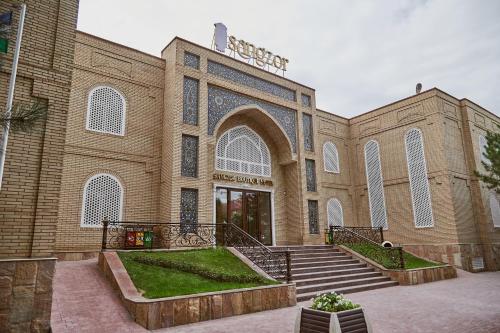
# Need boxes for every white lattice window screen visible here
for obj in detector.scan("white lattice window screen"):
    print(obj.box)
[479,135,490,165]
[81,174,123,227]
[364,140,388,229]
[87,86,126,135]
[327,198,343,227]
[405,128,434,228]
[323,141,340,173]
[489,192,500,228]
[216,126,271,177]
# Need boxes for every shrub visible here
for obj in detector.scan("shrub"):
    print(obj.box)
[310,292,360,312]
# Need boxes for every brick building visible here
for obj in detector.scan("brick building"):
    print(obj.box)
[1,1,499,273]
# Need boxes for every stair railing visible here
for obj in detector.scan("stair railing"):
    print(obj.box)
[330,226,405,269]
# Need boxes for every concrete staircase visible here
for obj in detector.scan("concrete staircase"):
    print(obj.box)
[272,245,398,302]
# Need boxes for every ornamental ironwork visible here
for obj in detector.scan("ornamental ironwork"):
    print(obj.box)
[181,135,198,178]
[183,77,199,125]
[207,85,297,152]
[306,159,317,192]
[303,113,314,151]
[207,60,296,101]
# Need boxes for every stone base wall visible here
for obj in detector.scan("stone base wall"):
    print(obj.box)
[98,251,296,329]
[55,251,99,261]
[0,258,56,332]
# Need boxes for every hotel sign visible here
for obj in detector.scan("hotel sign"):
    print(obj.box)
[213,173,273,186]
[213,23,289,72]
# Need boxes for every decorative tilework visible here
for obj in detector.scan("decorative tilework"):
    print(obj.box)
[183,77,199,125]
[181,135,198,178]
[303,113,314,151]
[184,52,200,70]
[208,85,297,152]
[308,200,319,234]
[306,159,317,192]
[180,188,198,232]
[301,94,311,107]
[207,60,296,101]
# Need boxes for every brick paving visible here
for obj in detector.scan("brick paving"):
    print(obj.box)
[51,259,500,333]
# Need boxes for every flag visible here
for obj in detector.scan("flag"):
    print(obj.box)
[0,11,12,25]
[0,38,7,53]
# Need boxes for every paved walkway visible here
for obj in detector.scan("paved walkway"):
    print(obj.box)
[51,259,500,333]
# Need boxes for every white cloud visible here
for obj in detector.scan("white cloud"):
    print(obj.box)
[77,0,500,117]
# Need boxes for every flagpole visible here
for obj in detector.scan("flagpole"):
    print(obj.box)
[0,3,26,190]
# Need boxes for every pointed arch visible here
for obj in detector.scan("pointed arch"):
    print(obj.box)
[86,85,126,135]
[81,173,123,227]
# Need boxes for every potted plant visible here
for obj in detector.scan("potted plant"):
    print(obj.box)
[294,292,372,333]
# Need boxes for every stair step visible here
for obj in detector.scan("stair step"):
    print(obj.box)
[296,281,399,302]
[291,267,375,280]
[296,276,391,294]
[292,263,367,274]
[292,259,359,269]
[271,246,336,251]
[292,256,352,264]
[283,249,340,254]
[293,272,383,287]
[291,253,344,259]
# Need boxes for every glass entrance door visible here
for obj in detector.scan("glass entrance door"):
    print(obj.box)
[215,187,272,245]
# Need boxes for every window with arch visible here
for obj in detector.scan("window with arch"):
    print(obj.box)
[405,128,434,228]
[489,192,500,228]
[479,134,490,165]
[327,198,343,227]
[81,174,123,227]
[216,126,271,177]
[86,86,126,135]
[364,140,388,229]
[323,141,340,173]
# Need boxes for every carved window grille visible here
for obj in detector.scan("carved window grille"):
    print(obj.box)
[216,126,271,177]
[303,113,314,151]
[489,191,500,228]
[308,200,319,234]
[479,134,490,165]
[301,94,311,107]
[306,159,317,192]
[323,141,340,173]
[181,135,198,178]
[405,128,434,228]
[364,140,388,229]
[327,198,343,227]
[86,86,126,135]
[81,174,123,227]
[184,52,200,70]
[180,188,198,232]
[183,77,199,125]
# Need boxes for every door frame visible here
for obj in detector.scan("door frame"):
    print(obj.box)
[212,183,276,246]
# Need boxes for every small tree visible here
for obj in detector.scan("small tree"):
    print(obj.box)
[475,128,500,193]
[0,101,47,134]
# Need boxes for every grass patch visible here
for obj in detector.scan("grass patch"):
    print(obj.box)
[118,248,278,299]
[346,243,442,270]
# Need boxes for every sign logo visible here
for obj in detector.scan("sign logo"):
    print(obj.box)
[213,173,273,186]
[213,23,289,74]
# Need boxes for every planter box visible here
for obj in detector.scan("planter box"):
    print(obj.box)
[295,307,372,333]
[98,251,296,329]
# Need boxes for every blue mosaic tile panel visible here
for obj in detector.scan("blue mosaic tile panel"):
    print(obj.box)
[208,85,297,152]
[184,52,200,70]
[301,94,311,107]
[180,188,198,231]
[308,200,319,234]
[207,60,296,102]
[303,113,314,151]
[183,77,199,125]
[306,159,317,192]
[181,135,198,178]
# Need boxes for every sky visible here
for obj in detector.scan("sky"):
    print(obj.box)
[77,0,500,118]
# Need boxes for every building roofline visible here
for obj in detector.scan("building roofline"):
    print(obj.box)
[76,30,165,61]
[316,108,349,121]
[162,36,316,91]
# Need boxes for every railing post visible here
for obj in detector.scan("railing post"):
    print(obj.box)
[222,223,227,247]
[379,227,384,243]
[101,218,109,251]
[399,247,405,269]
[285,250,292,283]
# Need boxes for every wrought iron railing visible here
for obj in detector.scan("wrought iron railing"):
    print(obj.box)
[330,226,405,269]
[100,220,291,282]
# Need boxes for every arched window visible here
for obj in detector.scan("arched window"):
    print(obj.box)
[489,192,500,228]
[81,174,123,227]
[86,86,126,135]
[364,140,388,229]
[479,135,490,165]
[405,128,434,228]
[216,126,271,177]
[327,198,343,227]
[323,141,340,173]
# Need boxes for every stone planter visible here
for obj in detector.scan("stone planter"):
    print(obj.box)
[295,307,372,333]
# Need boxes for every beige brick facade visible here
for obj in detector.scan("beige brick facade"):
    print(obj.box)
[0,3,498,272]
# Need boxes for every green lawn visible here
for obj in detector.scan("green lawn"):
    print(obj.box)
[118,248,278,299]
[346,243,442,270]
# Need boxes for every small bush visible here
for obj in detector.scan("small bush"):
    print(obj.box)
[310,292,360,313]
